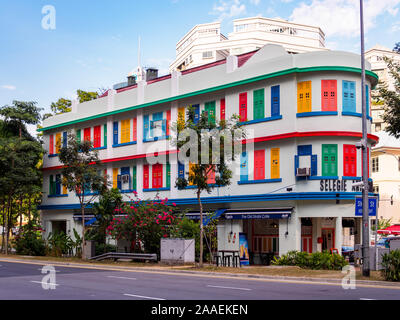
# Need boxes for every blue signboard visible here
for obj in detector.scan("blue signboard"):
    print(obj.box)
[239,233,250,266]
[355,197,377,217]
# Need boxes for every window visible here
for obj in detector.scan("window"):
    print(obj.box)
[343,81,356,113]
[178,162,185,179]
[202,51,213,59]
[253,89,265,120]
[322,144,338,176]
[254,150,266,180]
[55,133,62,154]
[321,80,337,111]
[166,163,171,189]
[373,185,379,194]
[143,165,149,189]
[240,152,248,181]
[295,145,317,177]
[121,119,130,144]
[207,165,216,184]
[152,164,163,189]
[343,145,357,177]
[204,101,216,125]
[220,99,226,121]
[93,126,101,148]
[271,148,280,179]
[239,93,247,122]
[62,132,67,149]
[297,81,312,113]
[271,85,280,117]
[113,168,119,189]
[103,124,107,148]
[76,129,81,144]
[49,135,54,155]
[83,128,91,143]
[372,157,379,173]
[178,107,185,132]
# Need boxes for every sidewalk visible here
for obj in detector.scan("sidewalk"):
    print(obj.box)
[1,254,399,289]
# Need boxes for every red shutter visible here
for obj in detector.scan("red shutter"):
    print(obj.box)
[254,150,265,180]
[344,145,357,177]
[152,164,163,189]
[239,93,247,122]
[220,99,226,121]
[84,128,91,142]
[166,110,171,136]
[49,135,54,155]
[322,80,337,111]
[143,165,149,189]
[207,165,216,184]
[93,126,101,148]
[133,118,137,142]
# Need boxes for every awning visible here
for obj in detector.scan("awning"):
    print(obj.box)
[186,209,227,226]
[378,225,400,235]
[224,208,293,220]
[85,217,97,226]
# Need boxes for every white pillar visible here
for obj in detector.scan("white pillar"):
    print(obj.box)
[335,216,343,255]
[279,215,301,256]
[136,158,143,199]
[107,116,113,158]
[136,109,143,154]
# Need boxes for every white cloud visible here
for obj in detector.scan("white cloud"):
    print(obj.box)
[289,0,400,38]
[211,0,247,21]
[392,21,400,32]
[249,0,260,5]
[1,85,16,90]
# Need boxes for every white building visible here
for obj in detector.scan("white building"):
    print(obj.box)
[371,131,400,224]
[170,17,327,72]
[39,44,378,262]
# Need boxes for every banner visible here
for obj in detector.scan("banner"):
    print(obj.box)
[239,233,250,266]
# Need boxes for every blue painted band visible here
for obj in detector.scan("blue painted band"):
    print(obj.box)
[240,115,282,125]
[184,184,222,190]
[296,111,338,118]
[143,136,170,143]
[92,146,108,151]
[112,141,137,148]
[143,187,171,192]
[342,112,372,121]
[238,179,282,185]
[120,189,137,194]
[307,176,339,180]
[48,154,59,158]
[48,194,68,198]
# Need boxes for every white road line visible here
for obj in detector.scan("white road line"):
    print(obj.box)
[37,268,60,272]
[30,281,60,287]
[124,293,165,300]
[207,285,252,291]
[107,276,137,281]
[360,298,377,300]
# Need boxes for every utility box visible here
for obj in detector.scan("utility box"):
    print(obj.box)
[83,240,96,259]
[370,247,390,271]
[390,240,400,251]
[160,238,195,265]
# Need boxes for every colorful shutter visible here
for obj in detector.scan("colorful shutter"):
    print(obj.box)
[189,163,195,185]
[103,124,107,148]
[311,155,318,176]
[76,129,81,144]
[113,122,119,145]
[344,144,357,177]
[62,176,68,195]
[121,119,130,144]
[121,167,131,189]
[240,152,248,181]
[220,99,226,121]
[321,80,337,111]
[178,107,185,131]
[143,115,150,140]
[112,168,119,189]
[178,162,185,179]
[193,104,200,124]
[132,166,137,191]
[271,85,280,117]
[166,110,171,136]
[166,163,171,189]
[152,164,163,189]
[254,150,265,180]
[297,81,312,113]
[49,135,54,155]
[342,81,356,112]
[271,148,280,179]
[55,174,61,195]
[84,128,91,142]
[93,126,101,148]
[62,132,67,149]
[239,93,247,122]
[366,85,370,117]
[322,144,338,176]
[55,133,61,154]
[205,101,216,125]
[143,164,149,189]
[49,175,54,195]
[253,89,265,120]
[207,165,216,184]
[132,118,137,142]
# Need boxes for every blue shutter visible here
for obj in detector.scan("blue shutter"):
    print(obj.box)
[366,85,370,117]
[343,81,356,112]
[311,155,318,176]
[113,122,118,145]
[193,104,200,124]
[240,152,249,181]
[294,155,299,176]
[271,85,280,117]
[55,174,61,195]
[153,112,163,121]
[121,167,131,190]
[162,119,167,137]
[143,115,150,140]
[63,132,67,148]
[298,145,312,156]
[178,162,185,179]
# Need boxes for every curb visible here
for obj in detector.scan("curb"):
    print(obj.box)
[1,256,400,289]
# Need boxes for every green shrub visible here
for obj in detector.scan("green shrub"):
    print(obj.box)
[13,222,46,256]
[272,250,348,270]
[95,243,117,256]
[381,250,400,281]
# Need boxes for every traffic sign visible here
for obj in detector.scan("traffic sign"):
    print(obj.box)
[355,197,377,217]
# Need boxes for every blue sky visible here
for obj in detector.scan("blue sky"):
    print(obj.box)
[1,0,399,125]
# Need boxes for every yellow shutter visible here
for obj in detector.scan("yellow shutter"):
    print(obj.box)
[62,176,68,195]
[297,82,304,113]
[178,108,185,132]
[189,162,195,185]
[55,133,62,154]
[297,81,312,113]
[121,119,130,144]
[113,168,119,188]
[304,81,312,112]
[271,148,280,179]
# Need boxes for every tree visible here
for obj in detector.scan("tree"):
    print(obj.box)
[394,42,400,54]
[58,134,108,256]
[172,106,244,266]
[50,98,72,115]
[380,57,400,137]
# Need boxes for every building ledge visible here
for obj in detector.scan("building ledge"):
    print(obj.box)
[112,141,137,148]
[238,179,282,185]
[143,187,171,192]
[48,194,68,198]
[240,115,282,125]
[296,111,338,118]
[342,112,372,121]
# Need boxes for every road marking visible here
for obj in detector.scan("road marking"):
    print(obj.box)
[107,276,137,281]
[207,285,252,291]
[30,281,60,287]
[124,293,165,300]
[360,298,377,300]
[38,268,60,272]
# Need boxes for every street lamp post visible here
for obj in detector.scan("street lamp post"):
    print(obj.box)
[360,0,370,277]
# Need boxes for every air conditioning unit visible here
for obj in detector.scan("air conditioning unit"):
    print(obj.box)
[296,167,311,177]
[121,175,130,184]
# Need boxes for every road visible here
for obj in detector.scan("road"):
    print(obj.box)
[0,260,399,300]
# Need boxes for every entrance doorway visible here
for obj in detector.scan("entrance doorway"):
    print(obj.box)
[51,221,67,235]
[322,228,335,252]
[302,236,312,253]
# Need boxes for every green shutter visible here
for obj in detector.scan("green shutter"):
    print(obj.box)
[205,101,216,125]
[103,124,107,147]
[253,89,265,120]
[322,144,338,176]
[166,163,171,188]
[132,166,137,191]
[49,175,55,195]
[76,129,81,143]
